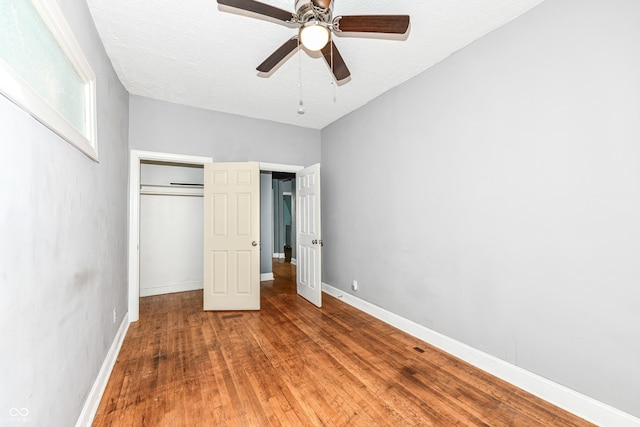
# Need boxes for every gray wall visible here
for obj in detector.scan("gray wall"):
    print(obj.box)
[321,0,640,418]
[129,95,321,165]
[0,0,129,425]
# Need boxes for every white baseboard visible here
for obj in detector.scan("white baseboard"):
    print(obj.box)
[140,280,203,297]
[273,254,295,263]
[261,272,274,281]
[322,283,640,427]
[75,313,130,427]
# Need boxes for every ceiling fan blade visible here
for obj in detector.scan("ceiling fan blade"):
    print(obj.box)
[333,15,410,34]
[217,0,294,22]
[257,37,299,73]
[321,40,350,82]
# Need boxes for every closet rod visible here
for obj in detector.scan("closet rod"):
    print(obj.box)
[140,184,204,197]
[140,192,203,197]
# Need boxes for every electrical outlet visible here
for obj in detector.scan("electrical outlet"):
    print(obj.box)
[113,308,117,324]
[352,280,358,291]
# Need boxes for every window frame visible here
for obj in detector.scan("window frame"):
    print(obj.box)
[0,0,98,161]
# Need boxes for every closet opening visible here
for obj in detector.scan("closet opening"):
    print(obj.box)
[139,161,204,297]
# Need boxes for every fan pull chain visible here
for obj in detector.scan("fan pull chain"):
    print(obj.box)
[297,37,305,115]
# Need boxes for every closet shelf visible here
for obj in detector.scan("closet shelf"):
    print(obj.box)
[140,184,204,197]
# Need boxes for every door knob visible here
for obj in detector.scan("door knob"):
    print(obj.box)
[252,241,258,246]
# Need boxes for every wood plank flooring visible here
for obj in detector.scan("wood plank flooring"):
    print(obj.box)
[93,260,593,426]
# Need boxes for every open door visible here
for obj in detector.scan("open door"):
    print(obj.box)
[296,163,322,307]
[203,162,260,310]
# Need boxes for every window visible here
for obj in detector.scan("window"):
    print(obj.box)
[0,0,98,160]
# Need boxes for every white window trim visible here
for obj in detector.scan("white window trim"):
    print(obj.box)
[0,0,98,161]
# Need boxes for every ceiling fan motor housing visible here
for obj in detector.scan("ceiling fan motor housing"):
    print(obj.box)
[295,0,332,25]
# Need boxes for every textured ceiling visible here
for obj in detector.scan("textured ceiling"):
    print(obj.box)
[85,0,544,129]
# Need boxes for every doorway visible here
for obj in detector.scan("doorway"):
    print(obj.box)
[283,193,293,262]
[272,172,296,264]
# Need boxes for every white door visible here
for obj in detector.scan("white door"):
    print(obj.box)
[203,162,260,310]
[296,163,322,307]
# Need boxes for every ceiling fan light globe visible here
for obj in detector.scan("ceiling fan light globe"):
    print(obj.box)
[300,23,330,51]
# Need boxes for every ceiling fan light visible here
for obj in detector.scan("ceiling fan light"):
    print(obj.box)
[300,22,329,51]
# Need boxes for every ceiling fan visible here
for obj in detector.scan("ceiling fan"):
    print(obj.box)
[217,0,410,83]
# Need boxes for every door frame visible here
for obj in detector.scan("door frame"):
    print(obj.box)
[128,151,303,322]
[128,150,213,322]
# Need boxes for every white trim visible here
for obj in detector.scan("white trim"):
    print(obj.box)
[273,252,285,259]
[291,258,297,265]
[261,273,274,281]
[74,313,130,427]
[258,162,304,173]
[0,0,98,160]
[321,282,640,427]
[128,150,213,322]
[140,281,203,297]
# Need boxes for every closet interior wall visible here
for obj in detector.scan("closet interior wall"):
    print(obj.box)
[139,161,204,297]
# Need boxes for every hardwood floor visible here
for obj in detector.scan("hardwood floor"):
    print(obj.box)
[93,260,592,426]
